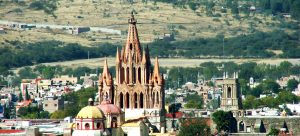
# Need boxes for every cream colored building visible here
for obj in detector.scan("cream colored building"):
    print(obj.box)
[52,75,77,85]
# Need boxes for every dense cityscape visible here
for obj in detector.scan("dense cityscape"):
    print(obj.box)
[0,0,300,136]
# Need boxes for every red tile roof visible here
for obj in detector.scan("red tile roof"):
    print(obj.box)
[166,112,184,118]
[0,130,25,134]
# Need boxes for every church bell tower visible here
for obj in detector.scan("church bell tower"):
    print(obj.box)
[220,72,241,111]
[98,12,165,132]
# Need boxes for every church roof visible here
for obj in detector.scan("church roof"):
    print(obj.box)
[122,12,142,63]
[97,100,122,114]
[76,106,104,119]
[150,57,163,85]
[99,59,112,85]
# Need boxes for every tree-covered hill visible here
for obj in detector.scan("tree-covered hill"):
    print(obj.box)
[149,30,300,58]
[0,29,299,75]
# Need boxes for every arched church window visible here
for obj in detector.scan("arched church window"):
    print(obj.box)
[138,67,141,83]
[97,122,101,129]
[121,67,124,83]
[133,67,136,83]
[129,43,133,50]
[111,117,118,128]
[77,123,80,129]
[120,93,124,108]
[85,123,90,130]
[227,87,232,98]
[134,93,138,108]
[126,93,130,108]
[239,121,245,132]
[156,92,159,105]
[126,67,129,83]
[140,93,144,108]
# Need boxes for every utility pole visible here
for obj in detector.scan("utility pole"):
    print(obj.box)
[222,37,225,71]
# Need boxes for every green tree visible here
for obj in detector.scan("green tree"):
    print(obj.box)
[201,62,219,79]
[287,79,299,91]
[267,128,279,136]
[261,96,279,108]
[262,79,280,94]
[76,87,97,107]
[212,110,237,133]
[188,2,198,12]
[207,98,219,110]
[207,81,214,87]
[166,93,176,104]
[231,0,239,15]
[277,91,299,104]
[41,66,56,79]
[18,92,24,102]
[243,95,258,109]
[25,86,30,100]
[249,85,263,97]
[50,87,97,118]
[205,1,215,15]
[17,106,28,116]
[184,94,203,109]
[39,111,50,118]
[261,0,271,9]
[50,110,65,119]
[291,1,300,19]
[178,118,210,136]
[18,67,37,79]
[239,62,257,80]
[278,61,292,76]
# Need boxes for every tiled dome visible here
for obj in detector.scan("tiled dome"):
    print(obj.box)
[76,106,104,119]
[97,100,122,114]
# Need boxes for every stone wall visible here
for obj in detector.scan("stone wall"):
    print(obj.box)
[235,116,300,135]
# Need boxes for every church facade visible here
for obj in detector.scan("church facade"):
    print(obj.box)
[98,13,165,132]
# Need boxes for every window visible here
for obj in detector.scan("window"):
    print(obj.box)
[239,121,245,132]
[138,67,141,83]
[126,93,130,108]
[111,117,117,128]
[120,93,124,108]
[227,87,232,98]
[85,123,90,129]
[97,123,101,129]
[120,67,124,83]
[156,92,159,105]
[54,104,57,107]
[134,93,138,108]
[140,93,144,108]
[126,67,129,83]
[45,104,48,107]
[133,67,136,83]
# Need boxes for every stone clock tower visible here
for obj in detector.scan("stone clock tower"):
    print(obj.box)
[220,73,241,111]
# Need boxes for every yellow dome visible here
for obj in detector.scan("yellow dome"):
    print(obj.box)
[76,106,104,119]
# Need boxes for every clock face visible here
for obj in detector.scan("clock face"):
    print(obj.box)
[227,100,232,105]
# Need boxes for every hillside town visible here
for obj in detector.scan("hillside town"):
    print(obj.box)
[0,13,298,136]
